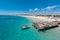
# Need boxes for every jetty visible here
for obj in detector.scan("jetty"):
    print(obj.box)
[32,21,60,31]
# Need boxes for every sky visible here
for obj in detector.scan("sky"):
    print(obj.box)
[0,0,60,14]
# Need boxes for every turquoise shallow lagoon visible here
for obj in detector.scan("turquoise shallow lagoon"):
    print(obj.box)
[0,15,60,40]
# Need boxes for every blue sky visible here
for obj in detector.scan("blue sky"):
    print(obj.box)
[0,0,60,14]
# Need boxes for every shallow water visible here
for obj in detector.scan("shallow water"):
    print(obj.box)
[0,15,60,40]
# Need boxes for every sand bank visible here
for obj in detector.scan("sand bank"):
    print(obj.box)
[19,15,56,22]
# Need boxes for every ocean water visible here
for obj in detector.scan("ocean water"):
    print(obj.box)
[0,15,60,40]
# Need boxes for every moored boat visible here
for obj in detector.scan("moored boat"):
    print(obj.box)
[21,25,30,30]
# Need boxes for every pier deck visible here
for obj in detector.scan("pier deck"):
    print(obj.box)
[32,21,60,31]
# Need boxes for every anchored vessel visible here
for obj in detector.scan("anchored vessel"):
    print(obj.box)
[32,21,60,31]
[21,25,29,30]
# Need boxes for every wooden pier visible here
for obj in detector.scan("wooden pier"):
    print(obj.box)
[32,21,60,31]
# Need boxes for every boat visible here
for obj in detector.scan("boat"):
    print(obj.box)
[21,25,29,30]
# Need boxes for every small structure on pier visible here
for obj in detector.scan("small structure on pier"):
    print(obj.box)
[32,21,60,31]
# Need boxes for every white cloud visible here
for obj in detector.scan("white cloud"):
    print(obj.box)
[28,5,60,14]
[40,5,60,14]
[34,8,39,11]
[42,5,60,10]
[29,8,40,12]
[46,6,57,9]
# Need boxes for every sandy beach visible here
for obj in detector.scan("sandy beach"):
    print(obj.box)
[19,15,57,22]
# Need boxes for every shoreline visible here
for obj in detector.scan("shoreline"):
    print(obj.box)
[0,15,60,22]
[18,15,57,22]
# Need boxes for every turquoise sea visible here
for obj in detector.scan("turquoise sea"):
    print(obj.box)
[0,15,60,40]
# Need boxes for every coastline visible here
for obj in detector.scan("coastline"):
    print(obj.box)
[18,15,56,22]
[5,14,60,24]
[1,14,60,22]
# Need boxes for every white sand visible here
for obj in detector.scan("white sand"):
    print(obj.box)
[19,15,57,22]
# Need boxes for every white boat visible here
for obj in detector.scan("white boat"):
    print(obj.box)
[21,25,29,30]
